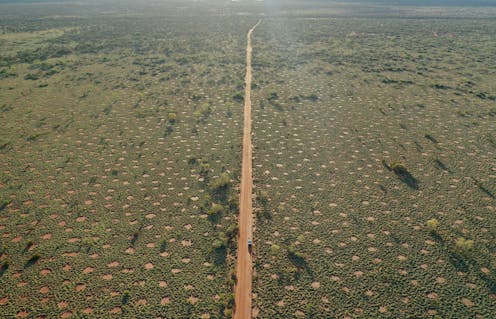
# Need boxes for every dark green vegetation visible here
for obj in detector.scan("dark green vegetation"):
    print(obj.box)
[251,5,496,319]
[0,1,259,318]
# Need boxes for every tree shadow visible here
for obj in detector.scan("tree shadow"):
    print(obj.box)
[434,159,453,173]
[395,170,419,190]
[480,273,496,294]
[0,262,9,276]
[430,231,443,243]
[476,184,495,199]
[382,160,419,189]
[0,200,9,211]
[24,254,40,269]
[448,251,469,272]
[288,252,314,278]
[448,250,496,294]
[211,247,227,266]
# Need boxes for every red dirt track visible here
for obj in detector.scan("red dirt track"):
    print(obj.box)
[233,19,261,319]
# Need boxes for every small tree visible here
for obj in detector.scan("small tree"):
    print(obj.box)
[270,244,281,254]
[167,112,177,123]
[287,245,305,260]
[391,161,409,175]
[208,203,224,218]
[209,173,230,193]
[455,237,474,252]
[426,218,439,232]
[212,239,225,250]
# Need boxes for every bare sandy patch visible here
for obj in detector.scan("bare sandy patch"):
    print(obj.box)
[181,240,192,247]
[39,286,50,294]
[110,307,121,314]
[0,297,8,305]
[82,267,94,274]
[75,284,86,291]
[136,299,147,306]
[40,269,51,276]
[461,298,474,307]
[58,301,68,309]
[41,233,53,240]
[427,292,438,299]
[101,274,113,280]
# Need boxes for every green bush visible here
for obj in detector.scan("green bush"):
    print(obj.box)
[455,237,474,251]
[168,112,177,123]
[212,239,225,250]
[209,173,230,194]
[226,224,238,241]
[270,244,281,254]
[208,203,224,217]
[199,163,211,179]
[426,218,439,231]
[24,73,40,81]
[287,245,305,260]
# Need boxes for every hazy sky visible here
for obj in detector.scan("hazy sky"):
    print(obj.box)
[1,0,496,6]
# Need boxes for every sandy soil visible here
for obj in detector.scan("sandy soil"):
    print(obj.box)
[233,19,261,319]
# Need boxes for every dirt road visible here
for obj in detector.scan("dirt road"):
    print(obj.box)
[233,19,261,319]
